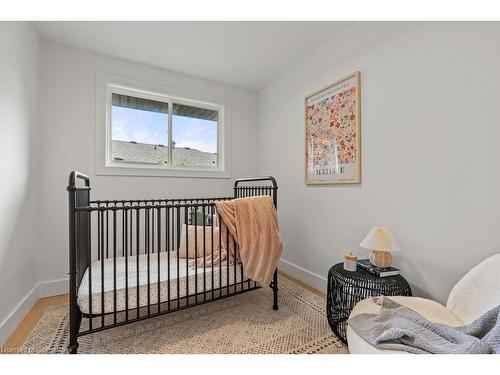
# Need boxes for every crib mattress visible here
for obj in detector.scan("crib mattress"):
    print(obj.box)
[77,252,246,315]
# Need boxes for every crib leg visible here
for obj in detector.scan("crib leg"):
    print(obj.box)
[68,340,79,354]
[68,317,79,354]
[68,305,81,354]
[68,320,80,354]
[272,270,278,310]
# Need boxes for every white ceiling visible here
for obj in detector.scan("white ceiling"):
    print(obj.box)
[34,22,349,90]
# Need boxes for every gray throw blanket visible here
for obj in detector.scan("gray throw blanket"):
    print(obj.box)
[348,297,500,354]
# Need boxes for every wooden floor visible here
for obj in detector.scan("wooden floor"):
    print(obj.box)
[1,272,323,353]
[1,294,68,353]
[279,271,326,298]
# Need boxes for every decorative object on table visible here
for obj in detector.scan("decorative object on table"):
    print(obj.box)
[357,258,400,277]
[360,227,401,268]
[326,262,412,343]
[343,252,358,272]
[304,71,361,185]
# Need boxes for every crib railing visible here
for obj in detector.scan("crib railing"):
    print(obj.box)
[67,172,278,354]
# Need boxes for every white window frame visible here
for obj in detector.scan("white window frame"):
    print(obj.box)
[95,72,231,178]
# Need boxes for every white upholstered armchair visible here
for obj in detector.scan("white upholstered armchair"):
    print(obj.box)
[347,253,500,354]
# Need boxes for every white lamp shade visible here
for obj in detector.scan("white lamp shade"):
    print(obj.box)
[360,227,402,253]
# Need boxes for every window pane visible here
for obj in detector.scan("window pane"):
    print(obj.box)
[111,93,169,165]
[172,103,218,168]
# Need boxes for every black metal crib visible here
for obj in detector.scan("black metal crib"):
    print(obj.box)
[66,171,279,354]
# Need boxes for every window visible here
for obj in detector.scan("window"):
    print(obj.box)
[96,74,229,178]
[111,94,170,165]
[171,103,218,168]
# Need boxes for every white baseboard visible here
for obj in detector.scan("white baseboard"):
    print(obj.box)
[0,285,39,346]
[0,278,69,346]
[38,278,68,298]
[279,258,327,293]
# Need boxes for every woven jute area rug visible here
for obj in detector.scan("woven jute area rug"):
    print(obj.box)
[21,276,347,354]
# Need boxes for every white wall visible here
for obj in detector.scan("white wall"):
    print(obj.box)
[258,22,500,304]
[0,22,40,343]
[37,41,259,285]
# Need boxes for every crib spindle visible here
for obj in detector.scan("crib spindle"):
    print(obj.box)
[124,208,129,321]
[176,207,180,309]
[136,208,140,319]
[166,206,171,311]
[87,210,92,330]
[113,210,117,324]
[100,210,105,327]
[146,207,151,316]
[194,205,198,304]
[202,206,206,302]
[219,212,222,297]
[157,207,161,314]
[185,206,189,306]
[211,205,215,300]
[226,225,230,296]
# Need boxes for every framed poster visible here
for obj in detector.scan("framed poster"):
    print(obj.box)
[305,71,360,184]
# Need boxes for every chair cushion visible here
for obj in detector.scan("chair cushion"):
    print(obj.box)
[346,296,464,354]
[446,253,500,324]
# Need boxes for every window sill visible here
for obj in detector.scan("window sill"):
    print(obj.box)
[95,164,231,179]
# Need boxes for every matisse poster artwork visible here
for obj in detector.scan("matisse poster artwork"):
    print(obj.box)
[305,72,360,184]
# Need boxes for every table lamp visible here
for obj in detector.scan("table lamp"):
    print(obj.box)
[360,227,401,268]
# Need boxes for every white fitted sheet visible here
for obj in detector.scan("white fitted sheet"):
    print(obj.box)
[77,252,246,315]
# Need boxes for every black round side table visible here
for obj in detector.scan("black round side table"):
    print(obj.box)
[327,262,412,344]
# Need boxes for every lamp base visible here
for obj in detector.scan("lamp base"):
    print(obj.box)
[369,250,393,268]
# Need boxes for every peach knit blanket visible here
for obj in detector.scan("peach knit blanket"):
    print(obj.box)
[191,196,283,286]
